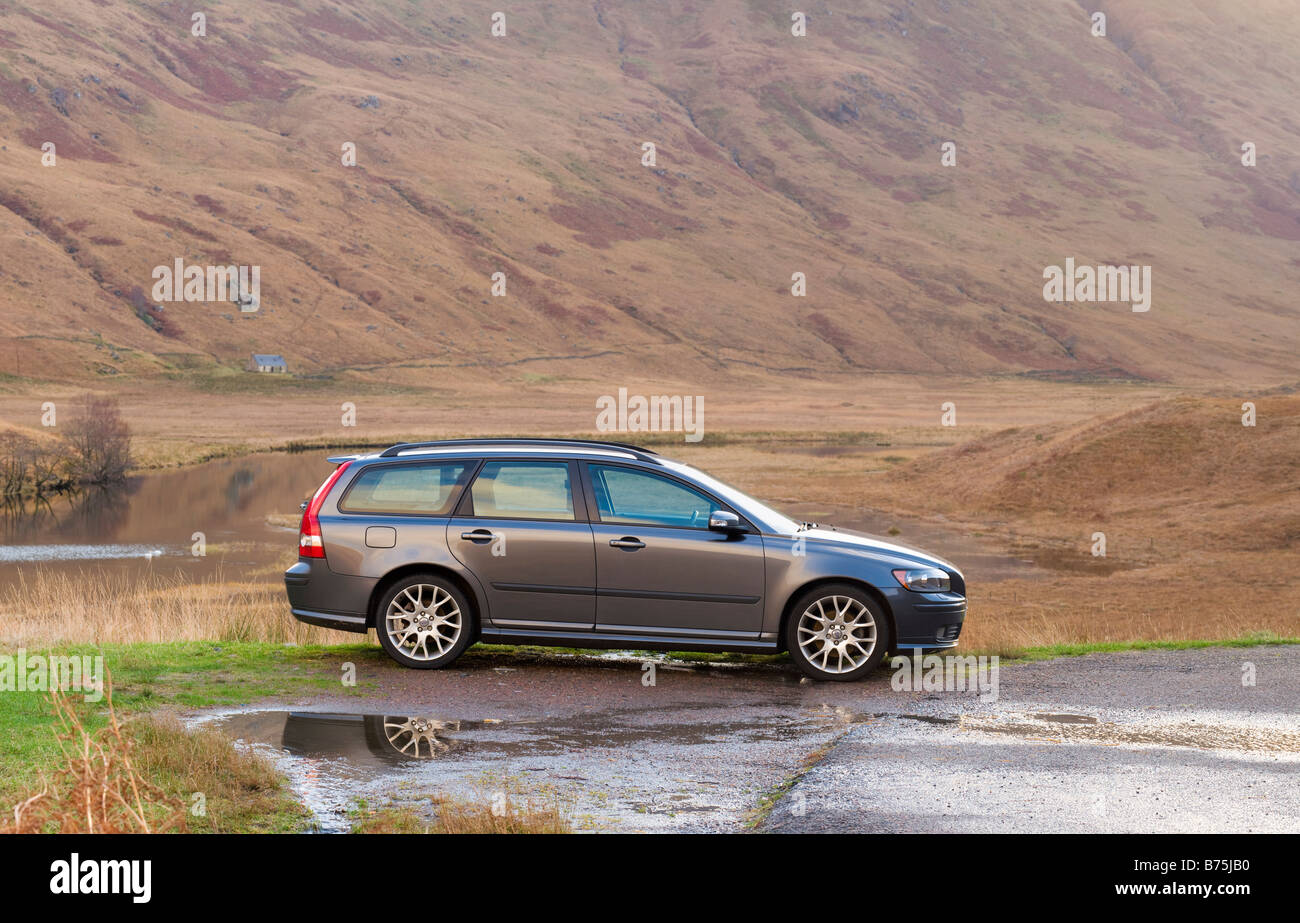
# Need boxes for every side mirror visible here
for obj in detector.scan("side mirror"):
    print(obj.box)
[708,510,743,532]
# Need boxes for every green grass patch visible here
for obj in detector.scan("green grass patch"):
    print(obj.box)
[746,737,838,830]
[985,632,1300,663]
[0,641,378,814]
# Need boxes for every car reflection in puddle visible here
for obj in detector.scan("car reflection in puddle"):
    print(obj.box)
[222,711,473,767]
[203,711,482,831]
[201,704,849,832]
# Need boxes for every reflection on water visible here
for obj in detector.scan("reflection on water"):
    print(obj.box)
[0,453,336,590]
[206,706,845,833]
[278,712,468,763]
[206,711,472,767]
[216,707,827,766]
[0,543,167,563]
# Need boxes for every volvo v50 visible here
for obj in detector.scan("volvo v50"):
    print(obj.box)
[284,439,967,682]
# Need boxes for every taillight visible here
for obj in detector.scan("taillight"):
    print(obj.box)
[299,462,352,559]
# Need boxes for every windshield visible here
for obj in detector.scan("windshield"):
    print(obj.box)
[663,460,802,534]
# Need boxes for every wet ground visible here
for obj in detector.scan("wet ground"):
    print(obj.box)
[194,644,1300,833]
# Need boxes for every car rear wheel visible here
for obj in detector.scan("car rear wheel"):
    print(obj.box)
[785,584,892,682]
[375,575,474,669]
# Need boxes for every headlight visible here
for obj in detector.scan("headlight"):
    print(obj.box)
[891,567,951,593]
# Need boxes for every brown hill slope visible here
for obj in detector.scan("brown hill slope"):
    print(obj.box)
[875,392,1300,557]
[0,0,1297,386]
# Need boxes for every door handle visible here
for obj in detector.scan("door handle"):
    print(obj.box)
[460,529,496,543]
[609,537,645,550]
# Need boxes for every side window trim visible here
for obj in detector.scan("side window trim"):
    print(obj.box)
[453,458,589,523]
[578,461,753,532]
[336,457,480,517]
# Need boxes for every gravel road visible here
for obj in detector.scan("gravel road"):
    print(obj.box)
[763,645,1299,833]
[197,644,1299,833]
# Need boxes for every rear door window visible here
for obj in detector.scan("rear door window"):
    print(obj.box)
[466,461,576,521]
[339,462,471,515]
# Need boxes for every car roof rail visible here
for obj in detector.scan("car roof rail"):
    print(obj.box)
[375,438,662,463]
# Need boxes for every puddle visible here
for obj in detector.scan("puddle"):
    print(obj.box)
[200,705,847,833]
[1032,713,1099,724]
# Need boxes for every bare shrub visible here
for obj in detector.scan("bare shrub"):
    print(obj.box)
[0,432,35,497]
[0,431,68,496]
[62,393,133,485]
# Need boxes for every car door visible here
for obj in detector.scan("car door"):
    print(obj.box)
[584,462,765,637]
[447,458,596,629]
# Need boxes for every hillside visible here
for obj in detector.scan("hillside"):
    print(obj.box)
[874,391,1300,556]
[0,0,1297,386]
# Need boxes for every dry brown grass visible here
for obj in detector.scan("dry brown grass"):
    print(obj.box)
[0,569,357,646]
[127,714,309,833]
[855,395,1300,554]
[3,683,309,834]
[352,792,572,834]
[430,793,571,834]
[0,375,1164,474]
[3,684,187,834]
[960,557,1300,656]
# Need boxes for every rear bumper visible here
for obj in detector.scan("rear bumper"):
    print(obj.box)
[284,559,375,633]
[291,607,369,633]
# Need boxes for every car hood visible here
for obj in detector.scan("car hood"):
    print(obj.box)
[791,526,962,574]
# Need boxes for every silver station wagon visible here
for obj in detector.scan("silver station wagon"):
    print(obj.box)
[284,439,967,681]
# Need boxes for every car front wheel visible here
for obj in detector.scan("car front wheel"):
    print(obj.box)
[785,584,892,682]
[375,575,474,669]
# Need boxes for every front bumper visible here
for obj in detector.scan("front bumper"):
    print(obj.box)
[891,590,966,649]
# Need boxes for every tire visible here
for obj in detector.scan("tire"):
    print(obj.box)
[374,574,475,670]
[784,583,893,682]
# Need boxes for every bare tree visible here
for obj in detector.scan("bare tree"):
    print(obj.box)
[62,394,132,485]
[0,431,70,496]
[0,432,34,497]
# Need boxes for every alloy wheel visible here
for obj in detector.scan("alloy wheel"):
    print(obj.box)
[384,583,462,662]
[796,594,878,674]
